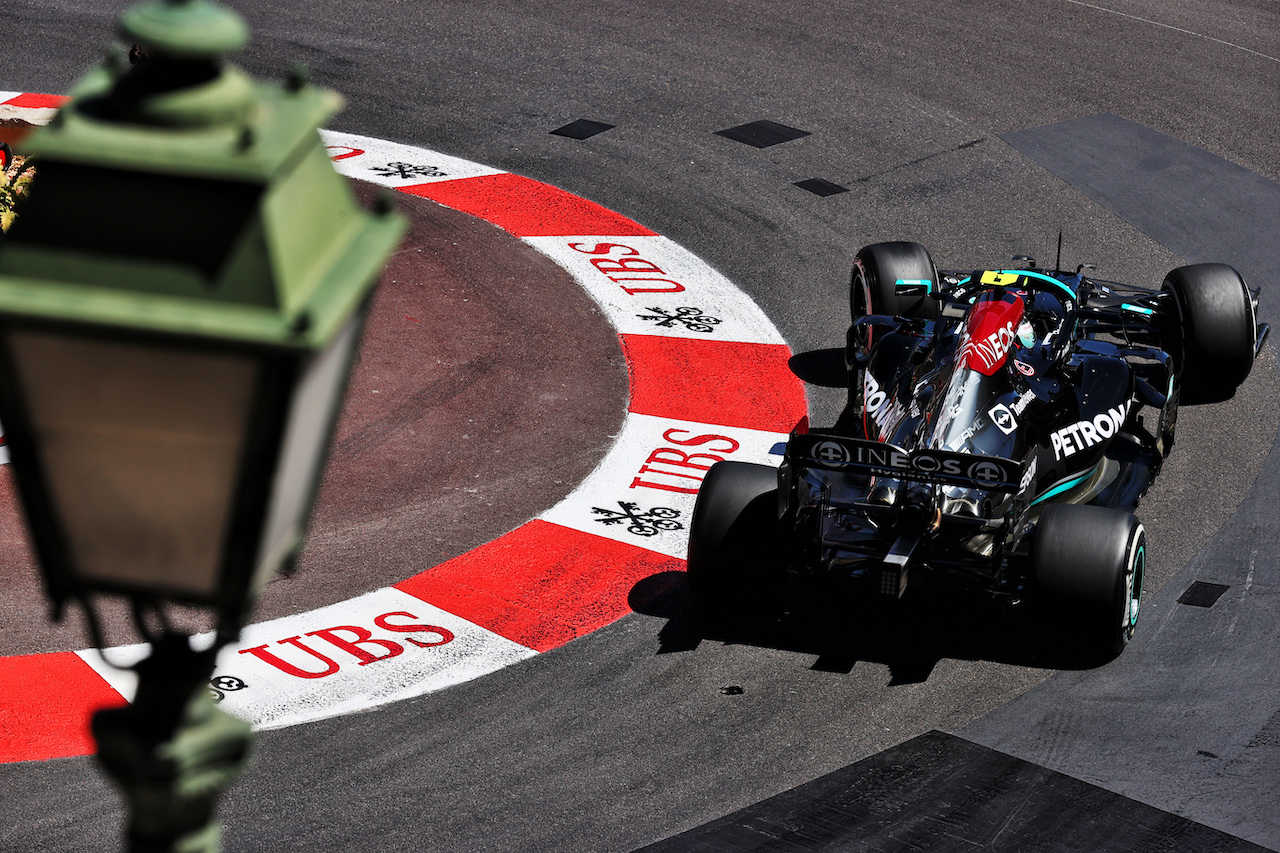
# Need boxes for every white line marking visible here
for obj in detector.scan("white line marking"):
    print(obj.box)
[1059,0,1280,64]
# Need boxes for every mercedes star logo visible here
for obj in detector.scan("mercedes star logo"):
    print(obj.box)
[813,441,849,463]
[968,461,1004,483]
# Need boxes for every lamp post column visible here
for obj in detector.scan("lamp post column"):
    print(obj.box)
[92,635,252,853]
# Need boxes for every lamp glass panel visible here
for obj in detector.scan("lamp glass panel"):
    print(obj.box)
[9,330,258,598]
[253,312,362,587]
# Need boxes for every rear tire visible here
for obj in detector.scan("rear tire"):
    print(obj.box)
[1032,504,1145,661]
[686,462,787,617]
[1162,263,1256,405]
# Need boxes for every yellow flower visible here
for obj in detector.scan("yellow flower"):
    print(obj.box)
[0,153,34,233]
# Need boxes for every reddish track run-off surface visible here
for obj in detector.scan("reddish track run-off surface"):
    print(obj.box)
[0,93,808,764]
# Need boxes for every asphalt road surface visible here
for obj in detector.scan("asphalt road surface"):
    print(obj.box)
[3,1,1280,850]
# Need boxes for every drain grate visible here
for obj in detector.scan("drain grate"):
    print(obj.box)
[551,119,615,140]
[1248,707,1280,748]
[1177,581,1230,608]
[795,178,849,197]
[716,120,810,148]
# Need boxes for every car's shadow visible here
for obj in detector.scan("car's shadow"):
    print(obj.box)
[628,571,1116,681]
[787,347,847,388]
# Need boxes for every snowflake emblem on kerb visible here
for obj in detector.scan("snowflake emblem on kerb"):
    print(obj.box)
[637,307,722,334]
[369,162,449,180]
[592,501,683,537]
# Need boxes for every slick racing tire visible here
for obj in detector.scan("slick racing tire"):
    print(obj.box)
[1032,504,1145,661]
[1162,263,1256,405]
[686,461,787,617]
[850,241,941,324]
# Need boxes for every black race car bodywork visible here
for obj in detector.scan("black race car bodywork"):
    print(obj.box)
[688,241,1268,658]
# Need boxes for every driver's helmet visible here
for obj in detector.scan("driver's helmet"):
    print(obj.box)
[1014,289,1066,351]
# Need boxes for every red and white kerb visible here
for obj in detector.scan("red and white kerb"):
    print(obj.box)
[0,99,807,763]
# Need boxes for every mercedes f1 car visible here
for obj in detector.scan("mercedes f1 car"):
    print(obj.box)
[687,241,1268,658]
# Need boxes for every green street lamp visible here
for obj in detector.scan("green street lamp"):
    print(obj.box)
[0,1,405,849]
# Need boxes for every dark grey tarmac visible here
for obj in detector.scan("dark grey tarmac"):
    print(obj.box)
[2,1,1279,850]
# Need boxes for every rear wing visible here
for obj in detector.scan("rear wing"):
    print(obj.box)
[788,433,1025,492]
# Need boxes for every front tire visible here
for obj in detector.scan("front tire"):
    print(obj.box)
[850,241,940,325]
[1162,263,1256,405]
[686,461,787,617]
[1032,504,1145,660]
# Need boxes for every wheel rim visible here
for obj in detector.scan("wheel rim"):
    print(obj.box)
[1122,532,1146,639]
[852,265,874,343]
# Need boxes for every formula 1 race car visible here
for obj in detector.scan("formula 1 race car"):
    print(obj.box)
[687,241,1268,658]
